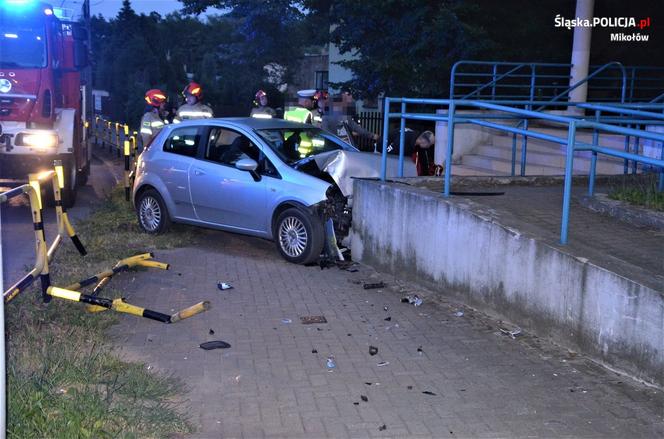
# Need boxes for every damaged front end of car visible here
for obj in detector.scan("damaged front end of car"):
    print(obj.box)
[302,150,417,263]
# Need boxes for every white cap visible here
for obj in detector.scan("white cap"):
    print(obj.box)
[297,89,316,98]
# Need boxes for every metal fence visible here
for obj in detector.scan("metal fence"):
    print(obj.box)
[379,97,664,245]
[355,111,383,151]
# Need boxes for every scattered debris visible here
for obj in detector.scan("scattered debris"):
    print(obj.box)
[217,282,233,291]
[312,349,318,354]
[401,295,423,306]
[417,346,423,354]
[499,326,522,339]
[407,386,413,390]
[347,267,359,273]
[177,273,182,276]
[361,395,368,402]
[146,334,155,342]
[383,305,389,312]
[369,346,378,356]
[364,382,373,386]
[326,356,336,369]
[300,315,328,324]
[353,402,359,406]
[281,318,292,324]
[422,391,437,396]
[199,341,231,350]
[363,281,385,290]
[378,424,387,431]
[454,311,464,317]
[384,316,392,322]
[347,333,352,336]
[209,329,215,335]
[377,361,390,367]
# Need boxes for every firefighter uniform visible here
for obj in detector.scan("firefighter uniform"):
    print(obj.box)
[175,102,214,121]
[140,111,166,147]
[250,105,277,119]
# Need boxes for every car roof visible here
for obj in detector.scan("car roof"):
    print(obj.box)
[173,117,316,130]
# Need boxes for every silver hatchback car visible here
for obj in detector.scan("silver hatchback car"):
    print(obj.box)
[132,118,415,264]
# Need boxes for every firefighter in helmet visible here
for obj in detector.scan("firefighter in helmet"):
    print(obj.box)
[140,89,168,147]
[284,89,316,124]
[250,89,277,119]
[175,82,214,121]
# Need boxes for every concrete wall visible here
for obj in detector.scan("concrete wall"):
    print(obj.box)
[351,180,664,387]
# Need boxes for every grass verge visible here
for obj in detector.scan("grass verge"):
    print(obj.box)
[608,173,664,211]
[7,186,200,438]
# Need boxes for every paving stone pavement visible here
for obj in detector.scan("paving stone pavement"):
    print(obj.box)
[112,229,664,438]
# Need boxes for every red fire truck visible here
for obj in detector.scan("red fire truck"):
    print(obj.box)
[0,0,89,206]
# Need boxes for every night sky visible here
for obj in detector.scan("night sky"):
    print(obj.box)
[59,0,225,19]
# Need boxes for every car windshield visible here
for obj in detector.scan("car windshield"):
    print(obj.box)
[0,10,47,69]
[255,127,356,165]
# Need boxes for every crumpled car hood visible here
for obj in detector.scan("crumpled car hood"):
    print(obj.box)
[313,150,417,197]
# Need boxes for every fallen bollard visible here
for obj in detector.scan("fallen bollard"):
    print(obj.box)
[47,286,210,323]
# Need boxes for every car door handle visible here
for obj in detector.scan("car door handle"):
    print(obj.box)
[193,169,205,176]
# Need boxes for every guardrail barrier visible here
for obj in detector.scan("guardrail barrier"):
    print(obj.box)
[1,161,210,324]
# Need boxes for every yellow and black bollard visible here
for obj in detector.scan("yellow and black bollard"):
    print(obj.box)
[28,173,52,303]
[51,160,87,258]
[1,183,49,303]
[65,253,162,292]
[47,286,210,324]
[124,138,131,201]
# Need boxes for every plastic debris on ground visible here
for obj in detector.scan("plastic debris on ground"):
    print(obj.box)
[199,341,231,350]
[209,329,215,335]
[363,281,385,290]
[377,361,390,367]
[326,356,336,369]
[384,316,392,321]
[369,346,378,356]
[401,294,423,306]
[383,305,389,311]
[417,346,423,354]
[379,424,387,431]
[422,391,437,396]
[454,311,464,317]
[281,318,292,324]
[499,326,522,339]
[312,349,318,354]
[300,315,327,324]
[217,282,233,291]
[361,395,368,402]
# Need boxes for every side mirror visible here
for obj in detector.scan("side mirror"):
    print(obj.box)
[235,158,258,172]
[74,41,88,69]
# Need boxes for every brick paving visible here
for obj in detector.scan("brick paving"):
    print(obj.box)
[111,229,664,438]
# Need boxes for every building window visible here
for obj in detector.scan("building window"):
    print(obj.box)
[315,71,329,90]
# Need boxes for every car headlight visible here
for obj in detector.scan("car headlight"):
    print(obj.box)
[20,132,59,149]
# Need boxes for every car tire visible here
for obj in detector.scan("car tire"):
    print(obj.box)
[274,207,324,265]
[136,188,171,234]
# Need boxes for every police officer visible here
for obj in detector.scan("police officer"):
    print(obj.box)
[312,90,328,128]
[284,89,316,124]
[250,89,277,119]
[140,89,168,146]
[175,82,214,121]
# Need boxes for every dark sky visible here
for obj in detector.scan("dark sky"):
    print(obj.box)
[58,0,225,19]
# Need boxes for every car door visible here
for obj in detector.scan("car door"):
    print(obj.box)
[158,125,204,219]
[189,126,269,233]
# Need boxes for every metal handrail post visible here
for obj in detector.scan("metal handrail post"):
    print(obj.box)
[397,102,406,177]
[659,141,664,192]
[623,125,631,174]
[380,97,390,181]
[491,64,497,100]
[632,126,640,174]
[511,133,517,176]
[444,102,456,198]
[589,110,600,196]
[560,121,577,245]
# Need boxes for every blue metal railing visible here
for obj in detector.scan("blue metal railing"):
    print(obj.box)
[379,97,664,245]
[451,60,664,103]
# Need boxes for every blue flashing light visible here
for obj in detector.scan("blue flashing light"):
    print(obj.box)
[3,0,35,5]
[4,33,19,38]
[43,7,52,15]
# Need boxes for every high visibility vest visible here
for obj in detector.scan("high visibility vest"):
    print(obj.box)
[175,103,214,121]
[284,107,313,124]
[250,106,277,119]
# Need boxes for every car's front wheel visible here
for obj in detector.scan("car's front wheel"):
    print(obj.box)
[274,207,324,264]
[136,188,171,234]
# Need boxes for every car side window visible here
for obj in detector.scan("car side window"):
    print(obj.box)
[163,127,201,157]
[205,128,279,177]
